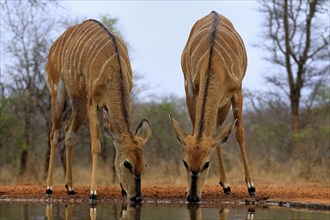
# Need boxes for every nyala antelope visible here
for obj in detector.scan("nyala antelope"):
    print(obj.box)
[45,19,152,202]
[170,11,255,203]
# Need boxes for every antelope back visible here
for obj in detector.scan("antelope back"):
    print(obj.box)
[47,19,133,112]
[182,11,247,95]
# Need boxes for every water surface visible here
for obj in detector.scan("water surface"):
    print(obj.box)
[0,202,329,220]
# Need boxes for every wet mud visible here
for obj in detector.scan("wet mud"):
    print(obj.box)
[0,184,329,210]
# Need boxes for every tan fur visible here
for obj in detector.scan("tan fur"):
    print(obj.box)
[45,20,151,201]
[170,12,255,202]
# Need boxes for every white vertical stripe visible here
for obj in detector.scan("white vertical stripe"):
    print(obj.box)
[187,28,210,60]
[51,40,59,63]
[67,23,88,72]
[93,53,117,86]
[115,39,130,61]
[85,34,109,66]
[191,34,209,56]
[88,39,114,88]
[88,36,113,68]
[72,24,100,70]
[214,38,240,69]
[77,26,103,70]
[119,56,131,76]
[61,26,80,74]
[214,47,240,83]
[194,49,210,78]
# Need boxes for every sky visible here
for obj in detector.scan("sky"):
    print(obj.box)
[60,1,267,98]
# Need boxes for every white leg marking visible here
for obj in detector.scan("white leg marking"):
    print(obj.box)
[90,189,97,195]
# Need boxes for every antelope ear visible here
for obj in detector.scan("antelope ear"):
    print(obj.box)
[135,119,152,145]
[212,119,237,147]
[103,126,113,139]
[169,114,188,145]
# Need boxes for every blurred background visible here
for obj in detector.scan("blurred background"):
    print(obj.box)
[0,0,329,187]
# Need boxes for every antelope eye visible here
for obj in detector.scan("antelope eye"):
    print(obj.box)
[124,161,132,171]
[183,160,189,169]
[203,161,210,171]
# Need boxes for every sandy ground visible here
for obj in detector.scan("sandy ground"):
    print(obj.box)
[0,183,329,210]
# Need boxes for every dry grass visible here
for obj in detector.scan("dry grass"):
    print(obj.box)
[1,159,328,189]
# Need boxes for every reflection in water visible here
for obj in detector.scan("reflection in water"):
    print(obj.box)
[46,202,142,220]
[246,208,255,220]
[120,203,142,220]
[46,203,52,220]
[32,202,328,220]
[90,204,96,220]
[187,204,202,220]
[187,204,256,220]
[46,203,98,220]
[219,207,230,220]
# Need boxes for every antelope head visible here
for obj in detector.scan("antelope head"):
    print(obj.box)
[103,110,151,202]
[169,115,235,203]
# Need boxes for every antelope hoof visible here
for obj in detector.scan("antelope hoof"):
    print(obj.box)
[248,187,256,196]
[187,194,200,203]
[246,180,256,196]
[45,187,53,197]
[65,184,75,195]
[89,194,97,203]
[219,181,231,194]
[224,187,231,194]
[89,190,97,203]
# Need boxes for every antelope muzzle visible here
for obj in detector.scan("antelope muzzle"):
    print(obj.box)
[187,172,200,203]
[130,175,142,203]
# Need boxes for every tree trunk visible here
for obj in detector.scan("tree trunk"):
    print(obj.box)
[19,150,28,175]
[19,117,31,175]
[290,91,300,154]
